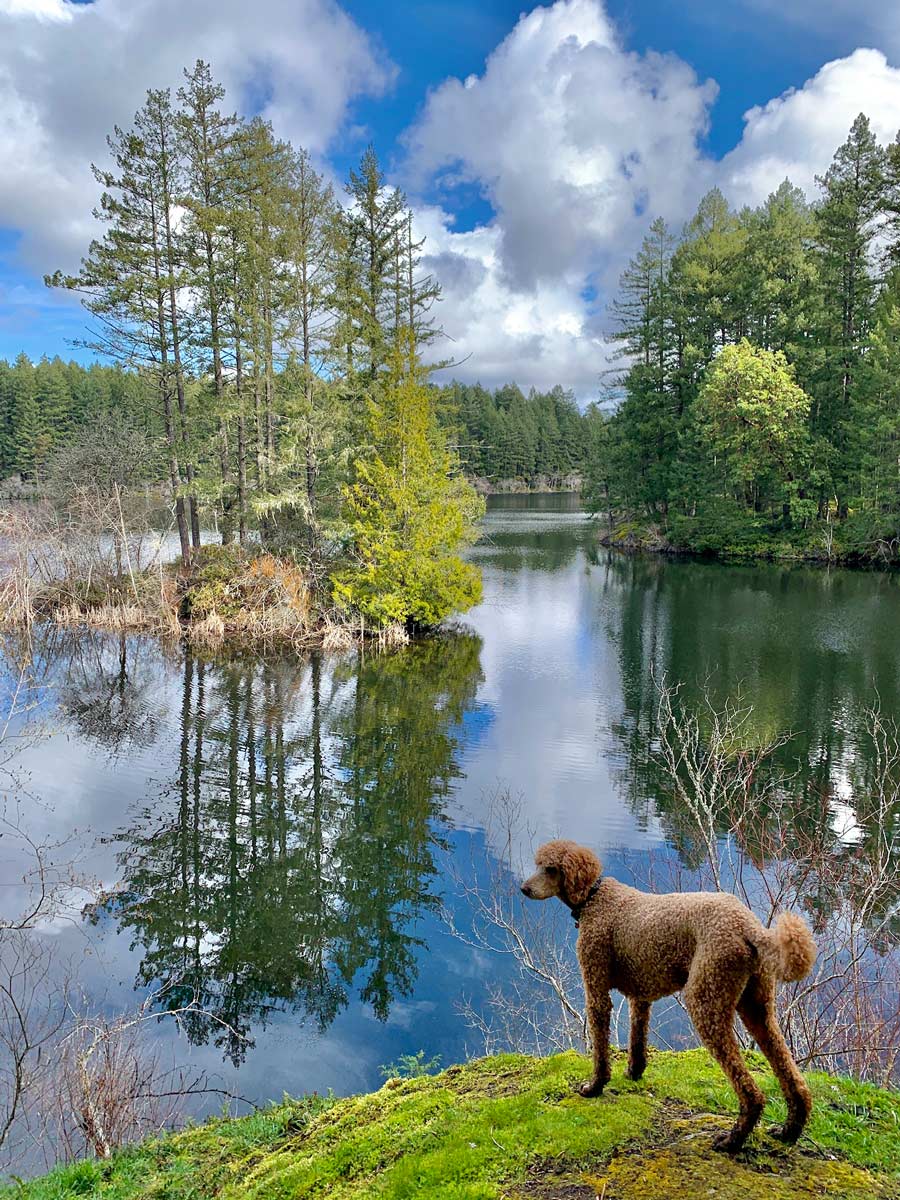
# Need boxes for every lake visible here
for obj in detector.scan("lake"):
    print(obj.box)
[2,493,899,1140]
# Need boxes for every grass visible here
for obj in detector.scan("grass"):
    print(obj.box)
[6,1050,900,1200]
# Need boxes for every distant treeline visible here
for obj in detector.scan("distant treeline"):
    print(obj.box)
[0,357,595,490]
[438,381,591,484]
[588,113,900,562]
[0,355,149,480]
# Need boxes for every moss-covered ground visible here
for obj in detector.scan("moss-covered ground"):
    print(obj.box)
[6,1050,900,1199]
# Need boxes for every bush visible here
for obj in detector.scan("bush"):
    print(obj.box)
[179,546,312,629]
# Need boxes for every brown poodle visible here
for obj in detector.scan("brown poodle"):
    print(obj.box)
[521,839,817,1153]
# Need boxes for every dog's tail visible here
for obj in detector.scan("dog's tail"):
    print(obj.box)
[767,912,817,981]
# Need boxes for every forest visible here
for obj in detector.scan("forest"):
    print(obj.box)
[5,102,900,577]
[1,61,488,636]
[0,361,591,492]
[587,113,900,563]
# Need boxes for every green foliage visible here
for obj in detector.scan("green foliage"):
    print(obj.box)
[379,1050,442,1080]
[438,380,589,485]
[695,341,811,517]
[9,1051,900,1199]
[333,344,484,630]
[596,111,900,560]
[0,357,151,480]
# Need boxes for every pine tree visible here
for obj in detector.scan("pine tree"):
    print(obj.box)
[853,267,900,526]
[139,87,200,548]
[742,180,818,364]
[813,113,886,510]
[341,147,410,381]
[283,145,337,544]
[46,103,193,559]
[177,60,240,542]
[8,354,37,477]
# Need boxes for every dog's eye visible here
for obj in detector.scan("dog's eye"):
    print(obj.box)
[546,866,558,876]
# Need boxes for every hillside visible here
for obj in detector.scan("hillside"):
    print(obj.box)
[9,1050,900,1199]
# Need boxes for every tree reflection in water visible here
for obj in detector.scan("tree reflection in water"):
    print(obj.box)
[100,635,483,1065]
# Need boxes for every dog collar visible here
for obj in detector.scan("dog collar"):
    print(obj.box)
[569,878,602,927]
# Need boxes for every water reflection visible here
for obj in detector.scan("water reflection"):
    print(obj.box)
[597,552,900,940]
[97,636,484,1064]
[1,496,899,1110]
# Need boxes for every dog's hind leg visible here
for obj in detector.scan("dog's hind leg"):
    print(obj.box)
[684,965,765,1153]
[738,977,811,1144]
[626,998,651,1081]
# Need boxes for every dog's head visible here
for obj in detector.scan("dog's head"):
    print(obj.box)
[520,840,602,907]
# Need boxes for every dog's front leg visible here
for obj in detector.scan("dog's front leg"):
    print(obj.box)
[580,990,612,1097]
[626,998,651,1080]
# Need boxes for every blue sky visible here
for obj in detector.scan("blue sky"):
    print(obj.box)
[1,0,898,394]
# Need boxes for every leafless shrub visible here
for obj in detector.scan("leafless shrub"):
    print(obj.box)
[445,793,588,1056]
[0,496,177,631]
[31,985,242,1166]
[0,933,66,1166]
[654,674,792,891]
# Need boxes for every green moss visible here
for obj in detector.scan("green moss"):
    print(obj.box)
[7,1051,900,1200]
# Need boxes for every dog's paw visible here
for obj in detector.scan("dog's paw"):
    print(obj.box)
[578,1079,606,1098]
[625,1064,646,1082]
[767,1122,802,1145]
[711,1131,744,1154]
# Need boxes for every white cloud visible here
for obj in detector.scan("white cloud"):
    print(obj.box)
[0,0,393,272]
[418,207,607,395]
[402,0,720,396]
[405,5,900,397]
[720,48,900,207]
[0,0,73,20]
[405,0,716,294]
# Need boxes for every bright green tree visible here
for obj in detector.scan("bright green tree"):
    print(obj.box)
[333,339,484,630]
[695,340,812,519]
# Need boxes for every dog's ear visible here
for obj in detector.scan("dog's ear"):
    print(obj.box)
[560,843,602,906]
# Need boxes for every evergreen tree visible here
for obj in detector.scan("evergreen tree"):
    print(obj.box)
[46,101,193,559]
[333,338,484,629]
[341,146,408,382]
[853,267,900,529]
[813,113,886,509]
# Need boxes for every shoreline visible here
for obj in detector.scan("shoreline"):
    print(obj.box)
[472,474,582,495]
[597,520,900,570]
[0,547,410,652]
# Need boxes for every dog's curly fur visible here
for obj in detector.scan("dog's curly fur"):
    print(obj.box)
[522,839,817,1154]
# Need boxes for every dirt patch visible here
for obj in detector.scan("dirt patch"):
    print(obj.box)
[513,1183,599,1199]
[508,1102,897,1200]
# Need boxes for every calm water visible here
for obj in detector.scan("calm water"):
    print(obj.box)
[3,494,900,1123]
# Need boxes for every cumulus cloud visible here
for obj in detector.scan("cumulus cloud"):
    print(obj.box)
[720,48,900,207]
[416,206,607,395]
[404,0,721,394]
[405,0,716,294]
[407,3,900,397]
[0,0,393,272]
